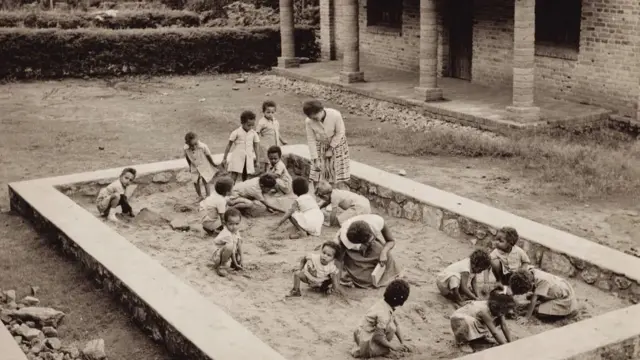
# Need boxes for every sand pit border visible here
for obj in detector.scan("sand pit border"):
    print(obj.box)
[7,144,640,360]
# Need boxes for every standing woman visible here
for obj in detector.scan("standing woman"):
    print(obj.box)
[303,100,351,189]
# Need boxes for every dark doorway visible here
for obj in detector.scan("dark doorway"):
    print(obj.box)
[448,0,473,80]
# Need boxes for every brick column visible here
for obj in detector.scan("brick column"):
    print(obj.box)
[506,0,540,121]
[339,0,364,83]
[320,0,336,61]
[415,0,443,101]
[278,0,300,68]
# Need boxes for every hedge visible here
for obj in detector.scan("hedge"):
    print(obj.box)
[0,26,318,79]
[0,10,201,29]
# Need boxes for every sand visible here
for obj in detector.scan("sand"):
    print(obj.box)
[73,186,628,360]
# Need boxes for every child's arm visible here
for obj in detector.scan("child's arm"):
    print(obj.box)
[394,319,407,344]
[524,293,537,318]
[217,212,225,227]
[233,242,243,269]
[274,203,296,228]
[459,272,478,300]
[260,196,286,213]
[222,141,233,167]
[253,136,260,166]
[470,275,480,297]
[499,315,513,343]
[450,287,466,307]
[318,200,330,209]
[480,312,508,345]
[205,154,218,168]
[299,255,309,270]
[330,272,345,296]
[184,150,192,168]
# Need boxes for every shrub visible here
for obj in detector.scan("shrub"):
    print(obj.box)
[0,26,318,79]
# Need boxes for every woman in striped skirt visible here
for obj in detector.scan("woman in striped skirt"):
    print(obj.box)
[302,100,351,189]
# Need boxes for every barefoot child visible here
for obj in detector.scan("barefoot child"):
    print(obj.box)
[266,146,292,194]
[437,249,491,307]
[489,227,531,286]
[316,181,371,226]
[272,177,324,239]
[200,176,234,236]
[222,110,260,183]
[227,174,285,215]
[257,100,288,173]
[509,268,578,320]
[96,167,137,222]
[351,279,412,358]
[450,286,515,352]
[184,132,218,200]
[287,241,343,297]
[210,208,243,277]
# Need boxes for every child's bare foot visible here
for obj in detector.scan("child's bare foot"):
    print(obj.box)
[289,231,307,239]
[216,268,228,277]
[286,289,302,297]
[107,212,120,223]
[458,343,474,354]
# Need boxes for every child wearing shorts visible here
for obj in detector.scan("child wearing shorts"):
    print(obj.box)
[95,167,136,222]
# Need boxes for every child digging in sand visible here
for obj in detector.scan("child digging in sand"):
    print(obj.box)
[489,226,531,286]
[351,279,412,359]
[266,146,292,194]
[184,132,218,201]
[222,110,260,183]
[210,208,243,277]
[272,177,324,239]
[287,241,344,297]
[96,167,137,222]
[200,176,234,236]
[227,174,285,215]
[437,249,492,307]
[316,180,371,227]
[509,267,578,320]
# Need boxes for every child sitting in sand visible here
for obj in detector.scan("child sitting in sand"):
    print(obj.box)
[184,132,218,200]
[437,249,491,307]
[287,241,344,297]
[272,177,324,239]
[222,110,260,183]
[316,181,371,226]
[351,279,412,358]
[227,174,285,215]
[266,146,292,194]
[489,227,531,286]
[509,267,578,320]
[200,176,234,236]
[210,208,243,277]
[450,286,515,353]
[96,167,137,222]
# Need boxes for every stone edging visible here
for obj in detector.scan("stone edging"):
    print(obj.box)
[0,323,28,360]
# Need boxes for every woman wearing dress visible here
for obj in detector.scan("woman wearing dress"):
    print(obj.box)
[302,100,351,189]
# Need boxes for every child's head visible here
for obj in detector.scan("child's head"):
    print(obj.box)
[319,241,340,265]
[262,100,277,120]
[292,177,309,196]
[267,146,282,166]
[119,167,137,186]
[508,269,535,295]
[214,176,234,197]
[469,249,491,274]
[240,110,256,131]
[224,208,242,234]
[258,173,277,192]
[315,180,333,200]
[487,286,517,317]
[384,279,410,308]
[495,226,519,252]
[302,100,325,121]
[185,132,198,147]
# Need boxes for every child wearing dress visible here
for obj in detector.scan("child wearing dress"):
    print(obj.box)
[222,111,260,183]
[316,181,371,226]
[200,176,234,236]
[96,167,137,222]
[257,101,288,173]
[287,241,344,297]
[489,226,531,285]
[351,279,412,358]
[266,146,292,194]
[184,132,218,200]
[437,249,491,307]
[450,286,515,353]
[210,208,243,277]
[272,177,324,239]
[509,268,578,320]
[227,174,286,215]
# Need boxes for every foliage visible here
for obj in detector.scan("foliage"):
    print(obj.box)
[0,10,201,28]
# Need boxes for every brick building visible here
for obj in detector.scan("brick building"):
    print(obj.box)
[278,0,640,123]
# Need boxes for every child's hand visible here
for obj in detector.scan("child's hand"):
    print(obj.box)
[392,344,411,352]
[220,160,227,169]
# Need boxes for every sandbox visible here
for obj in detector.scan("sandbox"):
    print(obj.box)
[8,144,640,360]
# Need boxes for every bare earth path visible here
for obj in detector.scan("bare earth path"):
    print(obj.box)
[1,75,638,357]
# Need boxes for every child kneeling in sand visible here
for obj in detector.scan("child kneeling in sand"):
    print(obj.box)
[509,267,578,320]
[227,174,285,215]
[210,208,243,277]
[287,241,344,297]
[437,249,491,307]
[316,181,371,227]
[351,279,412,358]
[96,167,137,222]
[200,176,234,236]
[272,177,324,239]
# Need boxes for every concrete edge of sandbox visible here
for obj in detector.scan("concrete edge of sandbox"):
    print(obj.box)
[1,323,28,360]
[7,143,640,360]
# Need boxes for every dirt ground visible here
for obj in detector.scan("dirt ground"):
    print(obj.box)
[1,74,638,358]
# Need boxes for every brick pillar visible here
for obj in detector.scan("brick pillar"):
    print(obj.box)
[278,0,300,68]
[339,0,364,83]
[506,0,540,121]
[415,0,443,101]
[320,0,336,61]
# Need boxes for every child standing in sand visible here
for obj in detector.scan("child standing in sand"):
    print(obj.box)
[316,181,371,226]
[266,146,292,194]
[184,132,218,200]
[351,279,412,358]
[200,176,234,236]
[489,227,531,286]
[227,174,285,215]
[437,249,492,307]
[222,110,260,183]
[287,241,344,297]
[257,100,288,173]
[272,177,324,239]
[96,167,137,222]
[210,208,243,277]
[509,268,578,320]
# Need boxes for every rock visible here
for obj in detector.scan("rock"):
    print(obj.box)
[422,206,443,229]
[9,307,65,327]
[176,170,192,183]
[152,172,173,184]
[232,86,240,91]
[397,169,407,176]
[46,337,62,350]
[170,218,190,231]
[580,267,599,284]
[13,335,22,344]
[235,77,247,84]
[63,345,80,358]
[539,251,576,277]
[25,321,36,328]
[20,296,40,306]
[30,286,40,296]
[402,201,421,221]
[6,301,18,310]
[387,201,402,218]
[133,208,169,226]
[30,339,45,354]
[42,326,58,338]
[3,289,16,303]
[1,311,12,324]
[613,276,632,290]
[16,324,42,341]
[82,339,106,360]
[442,219,462,238]
[377,187,393,199]
[475,229,488,240]
[173,203,194,213]
[80,187,99,197]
